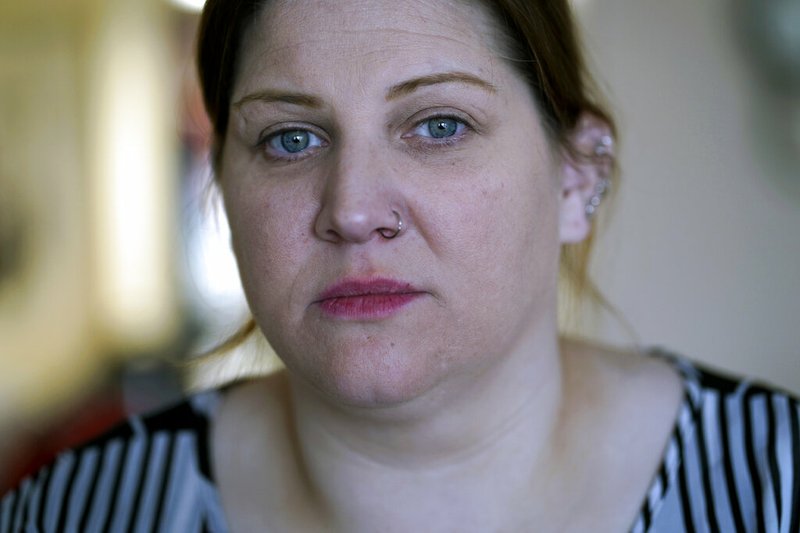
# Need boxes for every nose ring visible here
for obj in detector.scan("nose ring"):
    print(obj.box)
[378,210,403,239]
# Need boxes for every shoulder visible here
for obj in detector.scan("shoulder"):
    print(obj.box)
[560,338,685,418]
[645,351,800,532]
[668,352,799,463]
[0,391,229,533]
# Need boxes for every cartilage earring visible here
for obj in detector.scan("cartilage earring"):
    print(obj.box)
[585,178,610,218]
[594,135,613,157]
[585,136,613,218]
[378,210,403,239]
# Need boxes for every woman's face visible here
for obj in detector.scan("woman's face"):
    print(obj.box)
[220,0,566,407]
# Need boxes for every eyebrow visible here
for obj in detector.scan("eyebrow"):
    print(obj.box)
[233,90,323,110]
[386,71,497,100]
[232,71,497,110]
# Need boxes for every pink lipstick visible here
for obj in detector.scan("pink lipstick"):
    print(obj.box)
[315,278,424,320]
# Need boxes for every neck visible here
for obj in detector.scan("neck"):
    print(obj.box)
[286,319,565,528]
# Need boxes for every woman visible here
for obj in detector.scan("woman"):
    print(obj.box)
[2,0,798,531]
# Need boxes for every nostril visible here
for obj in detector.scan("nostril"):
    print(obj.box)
[377,210,403,239]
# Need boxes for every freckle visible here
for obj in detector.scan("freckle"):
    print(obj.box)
[390,342,395,348]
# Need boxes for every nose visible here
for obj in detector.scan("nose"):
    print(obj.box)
[314,142,403,244]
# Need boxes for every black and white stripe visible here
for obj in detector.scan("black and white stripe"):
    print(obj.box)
[634,353,800,532]
[0,393,228,533]
[1,353,798,532]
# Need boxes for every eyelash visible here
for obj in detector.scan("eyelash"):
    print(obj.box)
[256,113,474,163]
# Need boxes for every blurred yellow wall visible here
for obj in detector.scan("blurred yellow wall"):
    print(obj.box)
[0,0,181,428]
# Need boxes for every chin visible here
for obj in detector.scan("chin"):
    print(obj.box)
[287,341,448,410]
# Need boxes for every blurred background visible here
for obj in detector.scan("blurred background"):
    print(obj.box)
[0,0,798,491]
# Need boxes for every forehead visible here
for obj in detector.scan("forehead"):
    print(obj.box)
[233,0,504,96]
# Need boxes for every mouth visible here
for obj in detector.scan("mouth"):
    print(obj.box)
[315,277,426,320]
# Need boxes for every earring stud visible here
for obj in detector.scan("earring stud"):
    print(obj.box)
[584,135,614,219]
[585,178,610,219]
[594,135,614,157]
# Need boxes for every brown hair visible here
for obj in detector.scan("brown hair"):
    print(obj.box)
[195,0,616,350]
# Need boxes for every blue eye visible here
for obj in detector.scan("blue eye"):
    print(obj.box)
[280,130,309,152]
[411,117,466,140]
[266,129,324,158]
[427,118,458,138]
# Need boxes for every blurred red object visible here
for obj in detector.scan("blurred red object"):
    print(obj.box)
[0,384,126,494]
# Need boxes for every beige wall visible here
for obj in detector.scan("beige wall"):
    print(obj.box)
[575,0,800,392]
[0,0,181,428]
[1,0,97,425]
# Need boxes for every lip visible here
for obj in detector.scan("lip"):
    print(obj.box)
[315,277,425,320]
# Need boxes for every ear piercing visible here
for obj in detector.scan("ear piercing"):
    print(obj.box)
[594,135,614,157]
[378,210,403,239]
[585,178,610,218]
[585,136,614,218]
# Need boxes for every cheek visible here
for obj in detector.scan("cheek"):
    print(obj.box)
[438,158,561,345]
[436,146,560,272]
[221,178,316,309]
[480,178,559,288]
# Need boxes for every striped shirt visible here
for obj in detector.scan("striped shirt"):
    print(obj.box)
[1,353,798,532]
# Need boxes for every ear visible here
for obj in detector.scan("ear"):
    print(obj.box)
[558,113,615,244]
